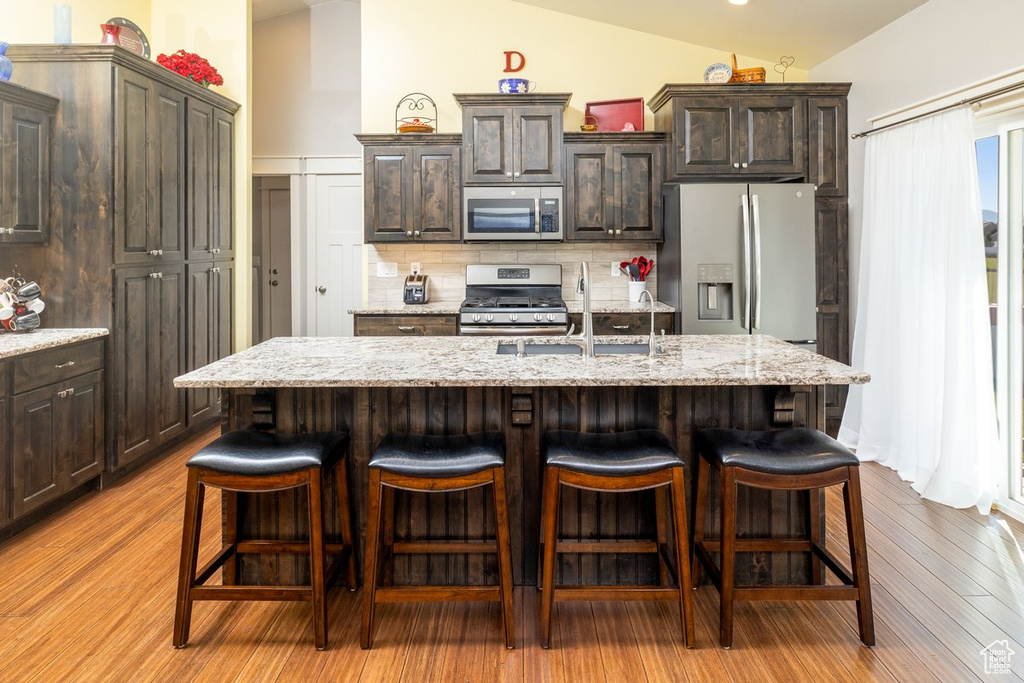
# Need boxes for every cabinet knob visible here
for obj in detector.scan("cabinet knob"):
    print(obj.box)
[317,285,327,294]
[148,249,162,256]
[733,162,740,168]
[414,230,420,236]
[406,231,413,236]
[506,172,513,178]
[615,229,622,235]
[212,267,221,273]
[741,162,748,168]
[514,172,521,178]
[57,387,75,398]
[607,229,614,235]
[1,227,12,234]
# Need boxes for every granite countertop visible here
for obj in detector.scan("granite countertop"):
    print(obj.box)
[0,328,109,360]
[348,300,676,315]
[174,334,868,389]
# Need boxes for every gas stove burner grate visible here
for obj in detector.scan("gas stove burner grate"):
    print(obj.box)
[461,297,498,308]
[497,297,533,308]
[531,297,564,308]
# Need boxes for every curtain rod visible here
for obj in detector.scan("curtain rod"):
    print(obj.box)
[851,80,1024,139]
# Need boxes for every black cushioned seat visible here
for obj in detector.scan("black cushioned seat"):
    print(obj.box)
[543,429,683,476]
[695,427,858,475]
[368,432,505,477]
[187,430,350,476]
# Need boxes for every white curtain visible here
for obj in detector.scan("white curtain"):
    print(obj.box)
[839,106,999,513]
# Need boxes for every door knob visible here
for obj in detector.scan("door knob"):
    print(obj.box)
[271,268,278,275]
[271,280,279,287]
[317,286,327,294]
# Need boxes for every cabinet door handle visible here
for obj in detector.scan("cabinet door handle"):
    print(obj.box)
[54,360,76,369]
[58,387,75,398]
[148,249,162,256]
[397,326,416,332]
[212,267,221,273]
[612,325,631,330]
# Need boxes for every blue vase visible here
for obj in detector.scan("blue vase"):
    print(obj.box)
[0,42,11,82]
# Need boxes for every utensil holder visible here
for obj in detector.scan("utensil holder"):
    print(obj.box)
[628,280,647,303]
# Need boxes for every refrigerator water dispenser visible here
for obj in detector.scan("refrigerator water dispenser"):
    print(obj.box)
[697,264,734,321]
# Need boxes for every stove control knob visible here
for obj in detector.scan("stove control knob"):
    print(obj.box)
[546,313,555,322]
[485,314,494,322]
[534,313,542,321]
[472,313,481,322]
[509,313,518,322]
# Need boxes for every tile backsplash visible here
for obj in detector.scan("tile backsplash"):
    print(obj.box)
[365,243,660,305]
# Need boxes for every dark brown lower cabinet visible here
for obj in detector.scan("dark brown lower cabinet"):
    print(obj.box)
[353,314,457,336]
[114,264,187,468]
[0,392,7,528]
[10,369,104,520]
[570,312,676,335]
[187,260,234,423]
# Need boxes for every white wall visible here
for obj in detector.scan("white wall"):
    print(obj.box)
[810,0,1024,320]
[252,0,361,157]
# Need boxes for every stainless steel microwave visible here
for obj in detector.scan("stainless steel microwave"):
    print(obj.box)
[462,186,563,241]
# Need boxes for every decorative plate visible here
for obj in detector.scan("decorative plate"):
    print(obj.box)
[703,62,733,84]
[106,17,150,59]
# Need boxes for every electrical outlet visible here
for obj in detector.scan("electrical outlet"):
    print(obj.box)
[411,262,421,275]
[376,262,398,278]
[611,260,621,277]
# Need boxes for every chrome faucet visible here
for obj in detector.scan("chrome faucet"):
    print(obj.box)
[572,261,596,357]
[638,289,658,357]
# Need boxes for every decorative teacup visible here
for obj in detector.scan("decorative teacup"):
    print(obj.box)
[498,78,536,94]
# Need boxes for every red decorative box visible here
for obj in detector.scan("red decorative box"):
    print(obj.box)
[584,97,645,132]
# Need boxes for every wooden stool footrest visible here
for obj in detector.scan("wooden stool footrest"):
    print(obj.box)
[555,539,659,554]
[698,539,813,553]
[374,585,501,603]
[234,540,349,554]
[554,586,681,602]
[191,585,312,601]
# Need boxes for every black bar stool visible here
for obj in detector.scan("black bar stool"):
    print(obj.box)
[539,429,696,649]
[692,427,874,649]
[361,431,514,650]
[173,429,357,650]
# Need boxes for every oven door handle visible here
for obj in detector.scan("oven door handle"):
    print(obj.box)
[535,197,541,233]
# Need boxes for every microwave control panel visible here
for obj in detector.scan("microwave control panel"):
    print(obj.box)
[540,199,560,233]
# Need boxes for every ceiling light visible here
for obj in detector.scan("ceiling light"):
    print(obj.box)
[729,0,748,5]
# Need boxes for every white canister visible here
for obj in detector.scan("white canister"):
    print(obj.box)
[628,280,647,304]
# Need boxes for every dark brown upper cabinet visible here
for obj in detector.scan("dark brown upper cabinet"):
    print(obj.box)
[648,84,856,179]
[807,96,849,197]
[455,93,570,185]
[357,134,461,243]
[0,81,56,245]
[188,100,235,260]
[563,132,665,241]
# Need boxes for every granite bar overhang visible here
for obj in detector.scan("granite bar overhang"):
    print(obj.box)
[174,334,866,588]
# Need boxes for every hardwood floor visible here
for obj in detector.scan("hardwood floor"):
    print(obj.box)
[1,427,1022,682]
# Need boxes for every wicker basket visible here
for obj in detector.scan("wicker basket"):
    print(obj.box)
[728,54,766,84]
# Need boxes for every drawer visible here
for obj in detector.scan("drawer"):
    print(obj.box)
[0,361,7,397]
[354,315,457,336]
[571,312,676,336]
[12,339,104,394]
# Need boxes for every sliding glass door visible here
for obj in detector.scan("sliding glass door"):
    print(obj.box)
[979,121,1024,514]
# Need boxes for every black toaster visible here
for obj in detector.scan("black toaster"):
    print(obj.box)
[403,274,429,304]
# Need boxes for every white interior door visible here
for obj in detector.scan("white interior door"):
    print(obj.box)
[313,174,363,336]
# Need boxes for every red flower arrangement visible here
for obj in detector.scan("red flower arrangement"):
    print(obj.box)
[156,49,224,88]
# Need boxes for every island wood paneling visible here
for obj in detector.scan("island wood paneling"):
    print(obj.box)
[225,384,821,588]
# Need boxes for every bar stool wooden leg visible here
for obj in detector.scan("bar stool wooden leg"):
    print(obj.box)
[492,466,516,649]
[808,487,823,584]
[334,458,358,591]
[691,456,710,588]
[173,469,206,648]
[844,467,875,646]
[719,467,738,649]
[308,469,328,650]
[223,489,238,585]
[361,468,385,650]
[655,487,671,586]
[670,468,696,648]
[539,467,561,648]
[381,487,396,588]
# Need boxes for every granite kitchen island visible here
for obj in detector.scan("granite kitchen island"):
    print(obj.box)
[174,335,867,588]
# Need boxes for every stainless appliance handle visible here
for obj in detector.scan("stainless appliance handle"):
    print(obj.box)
[459,326,568,336]
[535,198,541,233]
[751,193,762,330]
[741,193,752,331]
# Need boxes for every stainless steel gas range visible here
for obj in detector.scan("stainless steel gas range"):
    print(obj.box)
[459,264,569,335]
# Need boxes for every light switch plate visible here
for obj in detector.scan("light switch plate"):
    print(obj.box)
[411,262,421,275]
[376,262,398,278]
[611,260,620,277]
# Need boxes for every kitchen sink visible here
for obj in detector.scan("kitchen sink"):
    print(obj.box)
[496,342,661,356]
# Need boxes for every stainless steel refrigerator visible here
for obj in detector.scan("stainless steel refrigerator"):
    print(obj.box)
[658,183,817,349]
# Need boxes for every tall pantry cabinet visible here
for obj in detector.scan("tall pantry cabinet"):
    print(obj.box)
[8,45,238,473]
